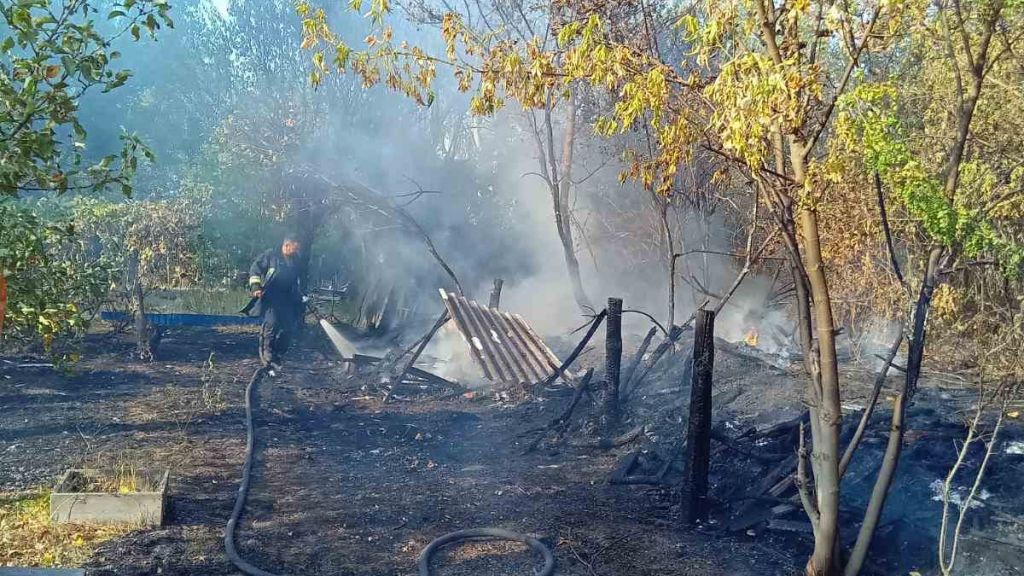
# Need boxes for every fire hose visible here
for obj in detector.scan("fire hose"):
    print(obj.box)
[225,352,556,575]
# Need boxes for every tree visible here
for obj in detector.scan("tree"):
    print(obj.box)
[0,0,172,350]
[0,198,109,353]
[0,0,171,197]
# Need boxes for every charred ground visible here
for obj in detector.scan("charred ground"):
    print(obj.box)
[1,326,1022,575]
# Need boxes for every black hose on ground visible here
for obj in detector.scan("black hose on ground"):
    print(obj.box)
[225,359,557,576]
[225,366,286,576]
[417,527,556,576]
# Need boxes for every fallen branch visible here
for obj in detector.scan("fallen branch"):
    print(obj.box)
[574,425,646,450]
[389,311,450,386]
[620,327,658,401]
[540,310,608,387]
[345,353,460,389]
[523,369,596,454]
[550,368,596,429]
[625,324,686,393]
[710,429,786,463]
[714,337,792,371]
[608,441,678,485]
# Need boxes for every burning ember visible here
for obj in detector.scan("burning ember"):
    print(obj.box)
[743,328,759,347]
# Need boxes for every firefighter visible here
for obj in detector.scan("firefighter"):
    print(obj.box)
[246,234,306,371]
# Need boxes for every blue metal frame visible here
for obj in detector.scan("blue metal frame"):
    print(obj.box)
[100,311,261,327]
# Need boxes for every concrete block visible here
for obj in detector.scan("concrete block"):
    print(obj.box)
[49,469,168,526]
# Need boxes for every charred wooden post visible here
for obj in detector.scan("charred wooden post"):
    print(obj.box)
[686,309,715,524]
[489,278,504,309]
[604,298,623,425]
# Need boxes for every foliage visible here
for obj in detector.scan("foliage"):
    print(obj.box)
[68,187,211,292]
[833,83,1024,277]
[0,0,172,197]
[0,189,212,353]
[0,198,109,352]
[0,490,131,567]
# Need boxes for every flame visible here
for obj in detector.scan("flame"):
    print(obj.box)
[743,328,759,347]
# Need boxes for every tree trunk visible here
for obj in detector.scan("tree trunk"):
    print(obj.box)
[0,272,7,336]
[134,278,151,361]
[907,248,942,401]
[799,207,843,576]
[843,393,906,576]
[547,97,592,312]
[661,202,676,327]
[945,87,981,199]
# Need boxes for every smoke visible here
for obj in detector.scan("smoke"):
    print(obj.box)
[73,0,792,363]
[420,323,486,385]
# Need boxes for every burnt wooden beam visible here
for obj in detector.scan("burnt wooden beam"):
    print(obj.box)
[389,310,450,386]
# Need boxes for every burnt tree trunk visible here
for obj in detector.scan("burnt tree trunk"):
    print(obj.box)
[686,309,715,524]
[906,248,942,401]
[603,297,623,427]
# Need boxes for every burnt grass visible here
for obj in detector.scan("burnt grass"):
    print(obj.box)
[2,325,1023,575]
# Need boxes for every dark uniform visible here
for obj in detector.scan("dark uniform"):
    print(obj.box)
[248,249,305,367]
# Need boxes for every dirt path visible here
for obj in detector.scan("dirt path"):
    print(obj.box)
[1,327,800,575]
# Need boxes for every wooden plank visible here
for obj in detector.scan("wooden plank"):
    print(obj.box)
[440,290,494,380]
[458,295,512,382]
